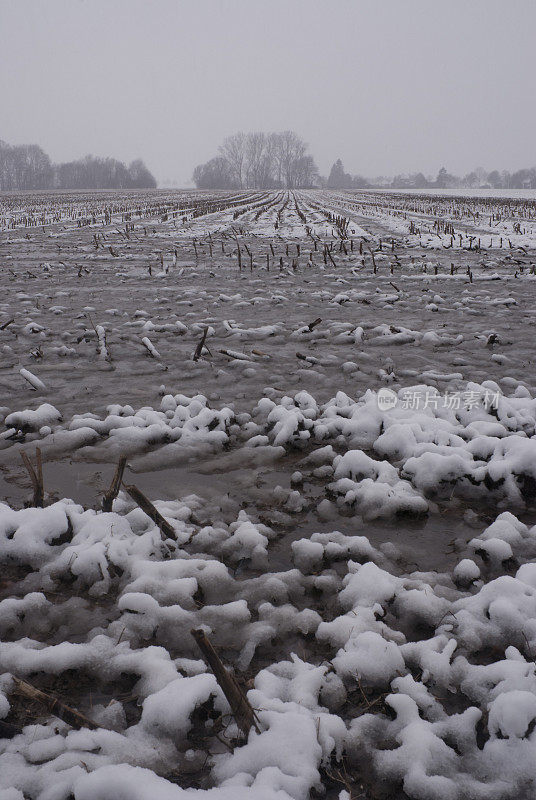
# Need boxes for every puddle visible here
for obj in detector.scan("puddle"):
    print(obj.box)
[4,448,536,577]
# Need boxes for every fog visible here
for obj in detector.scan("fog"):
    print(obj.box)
[1,0,535,186]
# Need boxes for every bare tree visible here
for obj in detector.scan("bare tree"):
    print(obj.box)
[244,132,266,188]
[192,156,238,189]
[267,132,283,186]
[194,130,314,189]
[278,131,307,188]
[293,155,319,188]
[219,132,246,188]
[0,138,156,190]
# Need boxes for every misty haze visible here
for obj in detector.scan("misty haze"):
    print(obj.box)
[1,2,536,799]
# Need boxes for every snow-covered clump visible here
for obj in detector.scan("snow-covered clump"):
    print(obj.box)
[1,483,536,798]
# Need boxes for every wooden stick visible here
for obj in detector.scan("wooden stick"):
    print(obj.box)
[326,248,337,268]
[191,628,260,736]
[366,243,377,273]
[20,448,44,507]
[102,455,127,512]
[218,348,252,361]
[12,677,101,730]
[193,326,209,362]
[307,317,322,332]
[35,447,43,497]
[123,483,177,540]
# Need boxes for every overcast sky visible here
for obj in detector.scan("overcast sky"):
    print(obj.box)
[1,0,535,186]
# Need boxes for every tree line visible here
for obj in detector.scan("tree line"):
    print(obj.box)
[0,138,157,191]
[327,161,536,191]
[195,144,536,193]
[383,166,536,191]
[326,159,370,190]
[193,131,319,189]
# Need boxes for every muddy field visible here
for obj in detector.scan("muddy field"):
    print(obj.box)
[2,189,536,799]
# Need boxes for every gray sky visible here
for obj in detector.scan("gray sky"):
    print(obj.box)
[1,0,535,186]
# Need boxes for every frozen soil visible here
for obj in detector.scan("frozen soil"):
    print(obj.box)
[2,190,536,799]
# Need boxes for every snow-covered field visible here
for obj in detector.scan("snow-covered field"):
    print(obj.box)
[2,188,536,799]
[381,188,536,201]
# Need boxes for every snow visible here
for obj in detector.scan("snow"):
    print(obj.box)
[4,493,536,798]
[5,404,61,432]
[2,187,536,799]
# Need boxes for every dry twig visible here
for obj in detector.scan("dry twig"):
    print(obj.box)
[191,628,260,737]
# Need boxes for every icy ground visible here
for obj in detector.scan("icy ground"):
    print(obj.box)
[1,189,536,799]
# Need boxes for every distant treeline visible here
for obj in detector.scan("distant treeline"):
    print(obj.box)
[0,138,157,191]
[194,145,536,192]
[193,131,319,189]
[326,160,371,189]
[327,161,536,191]
[386,166,536,191]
